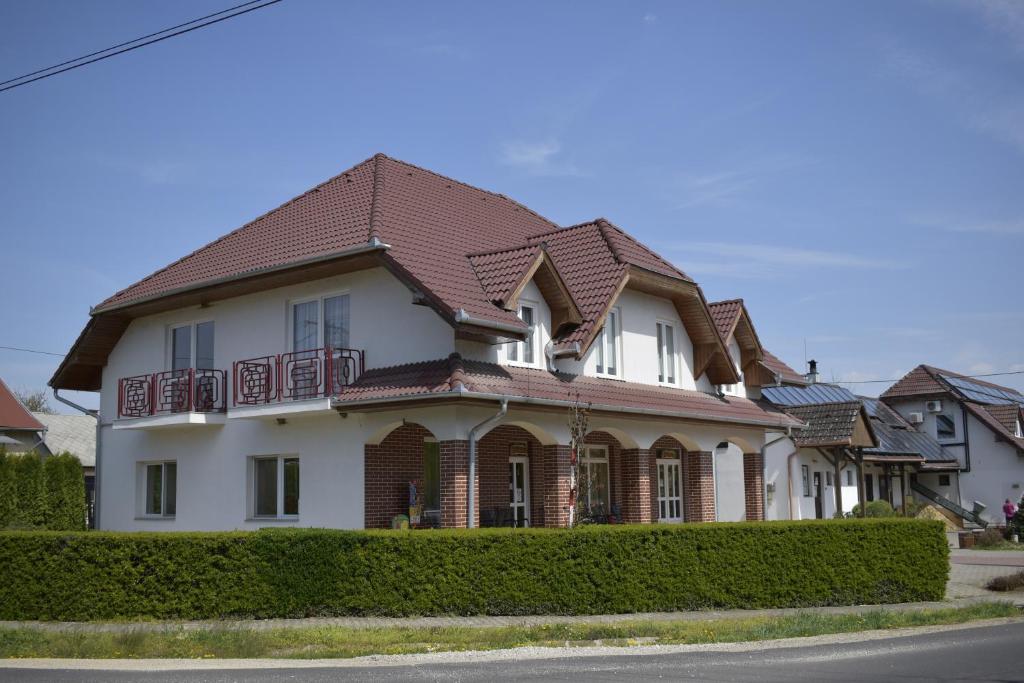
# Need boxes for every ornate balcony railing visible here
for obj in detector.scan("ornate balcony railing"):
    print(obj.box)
[232,347,364,406]
[117,368,227,419]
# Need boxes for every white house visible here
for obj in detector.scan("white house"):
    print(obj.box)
[881,365,1024,527]
[50,153,803,532]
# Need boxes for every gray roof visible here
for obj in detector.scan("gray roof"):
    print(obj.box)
[859,397,953,463]
[31,412,95,467]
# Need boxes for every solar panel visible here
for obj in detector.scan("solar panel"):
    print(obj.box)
[762,384,858,406]
[940,375,1024,406]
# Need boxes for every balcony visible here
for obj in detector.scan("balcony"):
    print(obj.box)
[230,347,364,419]
[115,368,227,429]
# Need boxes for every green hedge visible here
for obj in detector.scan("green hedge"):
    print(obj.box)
[0,450,85,531]
[0,519,948,621]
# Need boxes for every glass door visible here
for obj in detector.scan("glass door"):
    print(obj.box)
[509,455,529,527]
[656,458,682,521]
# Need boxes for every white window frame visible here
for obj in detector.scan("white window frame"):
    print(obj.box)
[1015,418,1022,439]
[656,320,678,386]
[248,455,300,520]
[595,307,622,379]
[138,460,176,519]
[655,453,683,522]
[167,319,214,371]
[580,445,611,515]
[505,301,540,368]
[287,290,351,353]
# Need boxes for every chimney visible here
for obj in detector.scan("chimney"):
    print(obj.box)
[806,359,819,384]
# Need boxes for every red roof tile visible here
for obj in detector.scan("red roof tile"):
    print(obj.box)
[964,402,1024,452]
[0,377,44,431]
[707,299,743,341]
[760,350,808,386]
[880,365,948,399]
[468,244,541,305]
[337,354,800,429]
[781,401,866,447]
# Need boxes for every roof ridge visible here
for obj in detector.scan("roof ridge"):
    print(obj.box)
[525,219,600,242]
[374,153,561,230]
[709,298,744,307]
[93,154,380,312]
[465,242,540,259]
[368,153,386,242]
[594,218,624,264]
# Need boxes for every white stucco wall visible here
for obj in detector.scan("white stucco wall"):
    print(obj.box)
[714,442,746,521]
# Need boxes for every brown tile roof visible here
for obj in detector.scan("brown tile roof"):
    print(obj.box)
[336,354,801,429]
[781,401,866,447]
[963,402,1024,453]
[468,244,542,305]
[707,299,743,341]
[0,377,44,432]
[880,365,949,399]
[760,350,808,386]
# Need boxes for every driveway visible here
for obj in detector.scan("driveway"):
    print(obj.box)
[947,549,1024,599]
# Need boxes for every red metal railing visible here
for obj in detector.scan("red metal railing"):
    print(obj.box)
[117,368,227,419]
[232,347,364,406]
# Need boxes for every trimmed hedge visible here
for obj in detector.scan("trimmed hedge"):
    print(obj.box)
[0,450,86,531]
[0,519,948,621]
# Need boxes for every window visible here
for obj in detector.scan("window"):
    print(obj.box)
[291,294,350,352]
[596,308,621,377]
[423,442,440,514]
[656,321,676,384]
[143,462,176,517]
[846,470,853,486]
[936,414,955,440]
[170,321,215,370]
[801,465,810,497]
[506,303,537,366]
[580,445,611,516]
[938,474,951,487]
[826,471,833,487]
[252,456,299,518]
[656,451,682,521]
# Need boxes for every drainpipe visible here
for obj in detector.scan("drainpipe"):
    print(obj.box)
[54,389,100,528]
[467,399,508,528]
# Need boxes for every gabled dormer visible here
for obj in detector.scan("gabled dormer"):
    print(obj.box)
[708,299,775,396]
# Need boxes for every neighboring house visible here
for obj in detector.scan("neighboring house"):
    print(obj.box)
[51,153,802,531]
[31,412,97,528]
[757,357,957,521]
[0,377,45,453]
[881,365,1024,526]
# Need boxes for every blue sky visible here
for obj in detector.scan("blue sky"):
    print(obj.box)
[1,0,1021,411]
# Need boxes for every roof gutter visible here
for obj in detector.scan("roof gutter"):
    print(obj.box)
[453,309,527,336]
[91,239,391,315]
[333,390,800,430]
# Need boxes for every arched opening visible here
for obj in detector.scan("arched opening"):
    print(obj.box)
[650,435,689,523]
[713,440,747,522]
[364,422,439,529]
[579,430,636,523]
[476,424,546,528]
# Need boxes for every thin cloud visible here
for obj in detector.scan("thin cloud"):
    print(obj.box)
[670,242,907,280]
[911,214,1024,236]
[643,13,658,24]
[671,156,812,209]
[953,0,1024,54]
[498,139,582,177]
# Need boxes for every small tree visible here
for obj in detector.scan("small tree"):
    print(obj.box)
[10,453,46,529]
[43,453,86,531]
[567,391,591,527]
[14,388,53,414]
[0,447,16,528]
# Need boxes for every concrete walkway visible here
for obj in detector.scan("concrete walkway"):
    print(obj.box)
[1,550,1020,634]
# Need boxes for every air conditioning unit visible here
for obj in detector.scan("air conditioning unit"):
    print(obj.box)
[908,412,924,424]
[925,400,943,413]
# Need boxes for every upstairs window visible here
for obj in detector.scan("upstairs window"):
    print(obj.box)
[170,321,214,371]
[596,308,621,377]
[936,414,956,441]
[291,294,350,353]
[656,321,676,384]
[506,303,537,366]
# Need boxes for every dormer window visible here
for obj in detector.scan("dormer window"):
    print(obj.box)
[596,308,621,377]
[507,303,537,366]
[656,321,676,385]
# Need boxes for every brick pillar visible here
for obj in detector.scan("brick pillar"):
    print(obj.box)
[620,448,652,524]
[684,451,716,522]
[440,440,473,528]
[743,452,765,521]
[543,444,571,528]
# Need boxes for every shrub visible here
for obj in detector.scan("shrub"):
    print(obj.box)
[975,528,1005,548]
[43,453,86,531]
[10,453,46,529]
[0,519,949,621]
[0,451,84,531]
[986,570,1024,592]
[851,501,898,518]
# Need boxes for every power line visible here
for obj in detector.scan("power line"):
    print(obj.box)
[0,0,283,94]
[0,345,66,358]
[834,370,1024,385]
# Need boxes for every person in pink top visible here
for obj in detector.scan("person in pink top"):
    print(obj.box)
[1004,499,1017,527]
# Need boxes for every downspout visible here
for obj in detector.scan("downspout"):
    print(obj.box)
[785,440,800,520]
[467,399,508,528]
[54,389,99,528]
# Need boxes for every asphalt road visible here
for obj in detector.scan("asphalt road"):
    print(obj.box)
[3,621,1023,682]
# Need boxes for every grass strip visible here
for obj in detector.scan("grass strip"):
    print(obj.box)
[0,603,1017,660]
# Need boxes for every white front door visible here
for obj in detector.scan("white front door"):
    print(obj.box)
[509,455,530,527]
[656,458,683,521]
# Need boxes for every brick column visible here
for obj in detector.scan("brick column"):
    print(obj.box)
[684,451,716,522]
[440,440,474,528]
[620,448,652,524]
[743,452,765,521]
[543,444,571,528]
